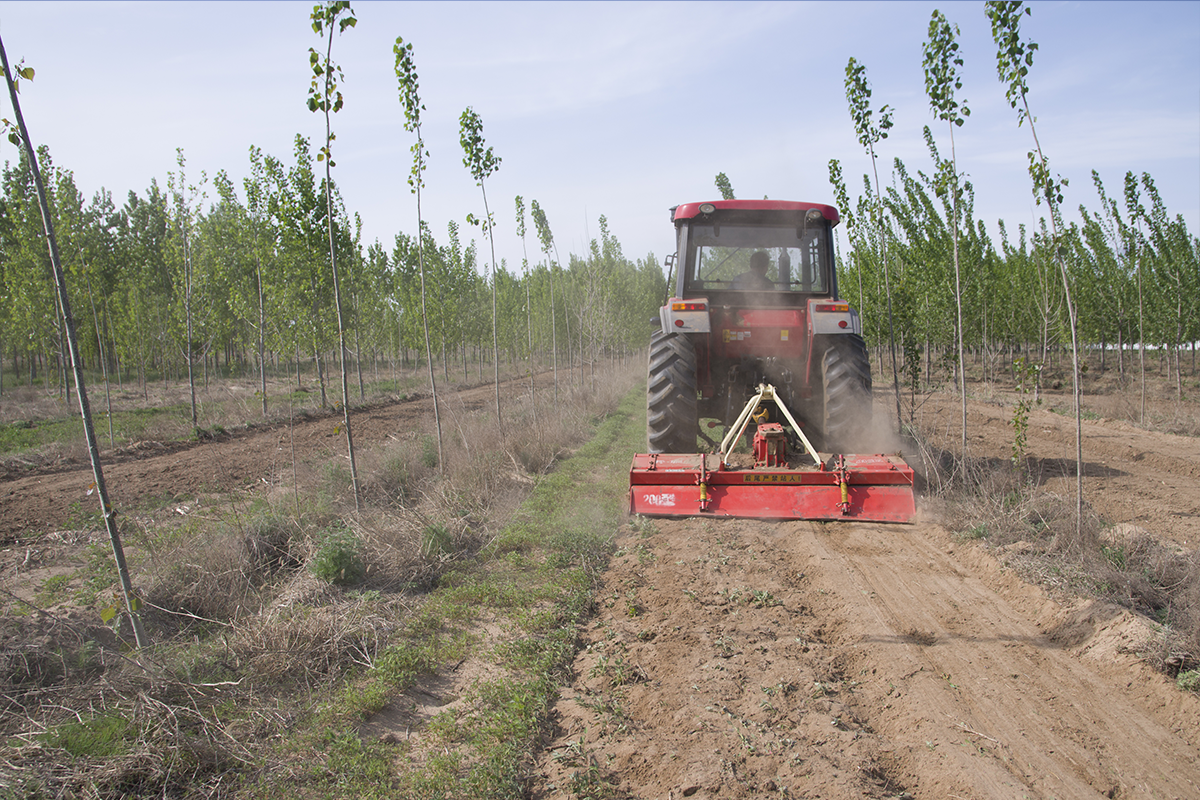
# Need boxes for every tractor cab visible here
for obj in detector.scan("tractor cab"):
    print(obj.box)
[672,200,839,306]
[658,201,860,436]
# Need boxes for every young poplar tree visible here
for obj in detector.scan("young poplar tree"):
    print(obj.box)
[986,0,1083,530]
[1122,173,1148,423]
[394,36,444,473]
[307,0,360,509]
[844,56,902,432]
[515,195,537,425]
[826,158,860,305]
[1090,170,1144,416]
[922,9,971,461]
[244,146,272,417]
[459,107,503,430]
[1138,173,1193,400]
[714,172,735,200]
[1,41,148,646]
[531,200,559,400]
[167,148,206,432]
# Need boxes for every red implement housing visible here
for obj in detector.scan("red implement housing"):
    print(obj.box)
[629,451,916,524]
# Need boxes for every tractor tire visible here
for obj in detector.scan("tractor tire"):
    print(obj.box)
[820,335,873,453]
[646,329,699,453]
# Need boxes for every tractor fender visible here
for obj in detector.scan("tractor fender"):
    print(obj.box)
[659,298,712,334]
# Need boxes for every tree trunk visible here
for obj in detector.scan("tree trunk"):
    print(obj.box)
[1,39,147,646]
[256,254,267,417]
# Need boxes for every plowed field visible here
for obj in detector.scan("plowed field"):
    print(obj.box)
[532,391,1200,799]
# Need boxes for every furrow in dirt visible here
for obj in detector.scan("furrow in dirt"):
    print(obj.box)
[914,394,1200,548]
[0,378,526,544]
[533,515,1200,799]
[809,520,1200,799]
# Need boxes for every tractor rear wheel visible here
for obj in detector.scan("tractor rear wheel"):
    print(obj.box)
[820,335,873,452]
[647,329,698,453]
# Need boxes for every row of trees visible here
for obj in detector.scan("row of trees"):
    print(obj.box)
[831,153,1198,390]
[0,3,668,431]
[4,1,1194,427]
[830,3,1198,413]
[826,0,1197,532]
[0,3,666,642]
[0,134,666,408]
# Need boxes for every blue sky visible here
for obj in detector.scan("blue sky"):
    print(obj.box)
[1,1,1196,273]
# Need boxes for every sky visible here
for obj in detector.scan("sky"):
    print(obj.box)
[0,1,1196,275]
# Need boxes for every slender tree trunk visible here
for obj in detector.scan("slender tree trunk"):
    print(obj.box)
[1175,290,1184,400]
[1137,242,1146,425]
[84,273,114,448]
[256,254,267,417]
[479,183,502,431]
[1113,322,1123,381]
[354,296,365,401]
[550,262,559,401]
[441,327,449,383]
[2,38,147,647]
[54,292,70,404]
[1023,94,1083,533]
[176,165,198,431]
[310,279,328,407]
[867,146,903,432]
[948,122,967,461]
[321,165,359,510]
[525,265,537,427]
[415,184,444,474]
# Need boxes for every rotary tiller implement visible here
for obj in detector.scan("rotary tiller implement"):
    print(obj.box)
[629,384,916,523]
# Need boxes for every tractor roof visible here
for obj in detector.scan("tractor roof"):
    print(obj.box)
[672,199,840,226]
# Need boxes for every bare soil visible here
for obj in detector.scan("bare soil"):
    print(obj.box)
[531,389,1200,799]
[2,375,1199,798]
[0,383,500,545]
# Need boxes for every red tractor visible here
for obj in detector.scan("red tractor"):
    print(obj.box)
[630,199,915,523]
[647,199,872,454]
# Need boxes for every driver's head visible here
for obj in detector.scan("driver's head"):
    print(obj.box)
[750,251,770,273]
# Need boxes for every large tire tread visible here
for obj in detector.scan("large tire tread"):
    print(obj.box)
[821,335,873,453]
[647,330,699,453]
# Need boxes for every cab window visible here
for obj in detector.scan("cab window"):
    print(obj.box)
[685,223,827,294]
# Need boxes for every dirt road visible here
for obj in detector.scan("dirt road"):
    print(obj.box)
[533,393,1200,799]
[534,514,1199,798]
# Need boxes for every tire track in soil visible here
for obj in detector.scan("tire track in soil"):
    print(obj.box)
[533,515,1200,799]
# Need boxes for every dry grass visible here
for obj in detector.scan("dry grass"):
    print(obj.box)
[0,358,643,797]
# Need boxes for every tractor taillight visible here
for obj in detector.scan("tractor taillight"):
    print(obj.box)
[672,301,707,312]
[813,303,850,313]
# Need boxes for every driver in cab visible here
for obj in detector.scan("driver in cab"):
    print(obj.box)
[732,251,775,290]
